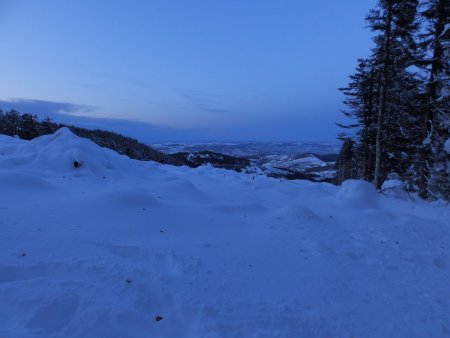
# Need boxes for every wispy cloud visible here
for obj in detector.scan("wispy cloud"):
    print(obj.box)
[0,97,192,143]
[0,98,94,116]
[175,88,232,114]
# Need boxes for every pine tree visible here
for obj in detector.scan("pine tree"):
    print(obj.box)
[338,0,421,188]
[367,0,420,189]
[335,138,357,184]
[19,113,39,140]
[1,110,21,136]
[39,117,58,135]
[416,0,450,199]
[338,58,378,181]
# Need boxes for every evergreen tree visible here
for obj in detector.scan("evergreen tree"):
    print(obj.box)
[366,0,420,189]
[335,139,357,184]
[39,117,58,135]
[338,0,422,191]
[19,113,39,140]
[338,58,378,181]
[416,0,450,199]
[1,110,21,136]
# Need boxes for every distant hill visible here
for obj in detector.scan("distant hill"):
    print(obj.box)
[153,142,339,182]
[172,151,251,172]
[151,141,341,157]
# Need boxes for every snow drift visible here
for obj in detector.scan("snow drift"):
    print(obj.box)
[335,179,379,208]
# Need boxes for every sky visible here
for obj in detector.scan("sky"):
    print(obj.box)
[0,0,376,143]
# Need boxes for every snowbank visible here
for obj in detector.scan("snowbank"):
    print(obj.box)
[381,179,404,190]
[335,179,379,208]
[0,128,151,179]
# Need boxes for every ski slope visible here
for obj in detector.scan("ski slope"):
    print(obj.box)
[0,128,449,338]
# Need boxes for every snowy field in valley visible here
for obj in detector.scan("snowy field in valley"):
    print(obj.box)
[1,128,449,338]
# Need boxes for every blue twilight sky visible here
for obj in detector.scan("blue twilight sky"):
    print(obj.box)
[0,0,376,143]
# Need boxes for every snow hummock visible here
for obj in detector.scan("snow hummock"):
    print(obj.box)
[335,179,379,208]
[0,128,148,180]
[1,130,450,337]
[381,179,404,190]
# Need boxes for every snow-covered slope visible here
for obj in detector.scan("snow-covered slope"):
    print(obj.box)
[152,142,341,157]
[259,154,326,171]
[255,154,336,180]
[1,129,449,338]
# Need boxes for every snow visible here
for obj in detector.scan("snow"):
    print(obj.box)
[335,180,379,208]
[1,129,450,337]
[381,179,404,190]
[254,154,336,180]
[262,154,327,171]
[152,142,341,157]
[442,23,450,38]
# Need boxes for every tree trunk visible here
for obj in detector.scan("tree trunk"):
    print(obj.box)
[374,4,393,190]
[418,0,447,199]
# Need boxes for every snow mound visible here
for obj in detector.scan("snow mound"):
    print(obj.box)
[0,128,144,178]
[335,179,379,208]
[381,179,403,190]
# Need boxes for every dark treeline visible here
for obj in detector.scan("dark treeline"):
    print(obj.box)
[0,109,181,165]
[336,0,449,200]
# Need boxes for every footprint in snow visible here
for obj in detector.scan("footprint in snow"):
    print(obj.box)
[26,295,80,334]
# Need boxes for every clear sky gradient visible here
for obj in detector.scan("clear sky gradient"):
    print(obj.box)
[0,0,376,143]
